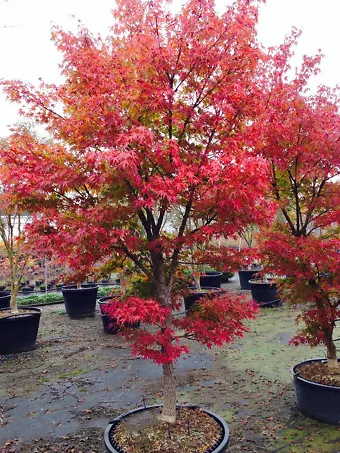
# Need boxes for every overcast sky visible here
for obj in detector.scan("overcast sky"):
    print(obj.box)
[1,0,339,137]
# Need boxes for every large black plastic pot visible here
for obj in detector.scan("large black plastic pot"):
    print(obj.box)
[238,269,261,290]
[292,358,340,425]
[200,271,222,288]
[249,279,281,307]
[98,296,140,334]
[62,284,98,318]
[0,291,10,309]
[184,287,220,314]
[104,405,229,453]
[0,307,41,354]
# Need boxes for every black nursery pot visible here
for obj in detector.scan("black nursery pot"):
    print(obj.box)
[200,271,222,288]
[0,291,10,309]
[98,296,140,334]
[238,269,261,290]
[21,287,32,294]
[184,287,219,314]
[249,279,281,307]
[292,358,340,425]
[104,405,229,453]
[0,307,41,354]
[62,284,98,318]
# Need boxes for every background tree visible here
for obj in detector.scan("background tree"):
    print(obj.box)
[0,133,37,313]
[258,35,340,368]
[2,0,274,421]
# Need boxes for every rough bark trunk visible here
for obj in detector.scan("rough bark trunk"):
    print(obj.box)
[324,327,338,369]
[150,251,178,422]
[154,277,177,422]
[10,286,19,314]
[161,361,177,423]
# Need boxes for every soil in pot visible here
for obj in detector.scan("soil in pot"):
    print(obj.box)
[0,307,41,354]
[105,406,229,453]
[98,296,140,334]
[297,360,340,386]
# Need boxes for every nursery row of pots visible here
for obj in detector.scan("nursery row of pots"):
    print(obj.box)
[197,270,282,308]
[0,279,339,453]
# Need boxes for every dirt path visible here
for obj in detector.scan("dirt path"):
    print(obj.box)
[0,278,339,452]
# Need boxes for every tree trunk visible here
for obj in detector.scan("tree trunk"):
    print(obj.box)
[10,285,19,314]
[324,327,338,369]
[161,361,177,423]
[152,257,177,422]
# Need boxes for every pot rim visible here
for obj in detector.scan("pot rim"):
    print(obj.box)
[0,306,41,312]
[98,295,120,305]
[239,268,262,272]
[248,278,276,285]
[0,306,42,320]
[61,285,99,291]
[292,357,340,390]
[200,271,223,276]
[187,286,222,294]
[104,404,229,453]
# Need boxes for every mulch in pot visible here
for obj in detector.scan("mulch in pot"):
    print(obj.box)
[0,309,39,320]
[114,407,222,453]
[298,361,340,386]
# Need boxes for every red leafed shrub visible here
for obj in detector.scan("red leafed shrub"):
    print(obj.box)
[102,292,258,364]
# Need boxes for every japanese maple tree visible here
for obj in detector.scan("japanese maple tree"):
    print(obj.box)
[1,0,274,421]
[0,133,38,314]
[258,35,340,368]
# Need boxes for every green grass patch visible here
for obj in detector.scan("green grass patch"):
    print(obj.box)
[272,421,340,452]
[217,306,325,383]
[17,293,64,306]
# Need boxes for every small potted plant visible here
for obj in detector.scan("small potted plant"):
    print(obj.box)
[238,262,262,290]
[103,279,258,451]
[178,264,221,314]
[221,269,234,284]
[248,274,281,307]
[199,269,223,288]
[0,163,41,354]
[61,280,99,318]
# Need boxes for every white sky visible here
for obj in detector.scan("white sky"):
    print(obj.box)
[0,0,339,137]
